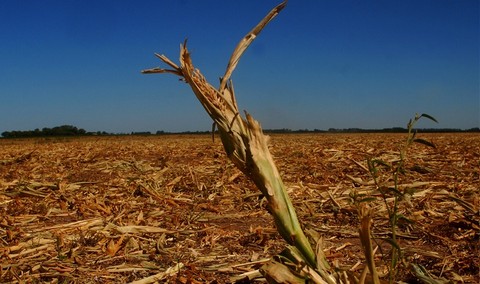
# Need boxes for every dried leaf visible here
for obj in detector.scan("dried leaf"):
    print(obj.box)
[106,235,125,257]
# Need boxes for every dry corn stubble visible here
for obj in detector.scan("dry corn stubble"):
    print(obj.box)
[0,134,478,282]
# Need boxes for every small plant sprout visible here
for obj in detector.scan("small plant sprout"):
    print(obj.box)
[354,113,438,284]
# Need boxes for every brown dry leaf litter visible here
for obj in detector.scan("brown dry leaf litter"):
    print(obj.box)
[0,133,478,283]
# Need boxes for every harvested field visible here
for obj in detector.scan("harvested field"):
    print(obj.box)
[0,133,478,283]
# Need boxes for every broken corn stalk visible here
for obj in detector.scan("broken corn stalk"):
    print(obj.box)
[143,1,334,282]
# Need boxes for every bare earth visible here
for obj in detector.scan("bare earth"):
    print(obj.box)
[0,133,478,283]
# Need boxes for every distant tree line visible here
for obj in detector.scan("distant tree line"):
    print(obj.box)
[324,127,480,133]
[1,125,105,138]
[155,127,479,134]
[2,125,478,138]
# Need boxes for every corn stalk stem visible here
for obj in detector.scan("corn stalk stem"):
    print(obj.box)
[142,0,325,271]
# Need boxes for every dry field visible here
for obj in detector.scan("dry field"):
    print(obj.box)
[0,133,478,283]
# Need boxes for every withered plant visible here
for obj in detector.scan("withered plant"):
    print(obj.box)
[142,2,337,282]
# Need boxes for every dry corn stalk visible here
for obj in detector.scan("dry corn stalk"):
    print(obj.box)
[142,0,333,280]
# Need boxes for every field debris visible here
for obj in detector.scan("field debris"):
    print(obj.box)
[0,133,479,282]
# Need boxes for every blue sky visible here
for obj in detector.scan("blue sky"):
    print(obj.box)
[1,1,478,133]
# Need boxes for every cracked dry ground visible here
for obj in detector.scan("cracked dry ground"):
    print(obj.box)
[0,133,478,283]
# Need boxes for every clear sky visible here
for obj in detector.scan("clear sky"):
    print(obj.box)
[1,1,478,134]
